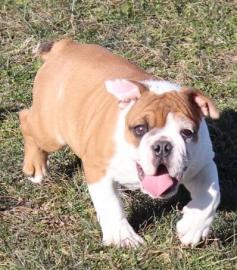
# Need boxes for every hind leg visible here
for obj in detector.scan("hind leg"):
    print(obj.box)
[19,109,49,183]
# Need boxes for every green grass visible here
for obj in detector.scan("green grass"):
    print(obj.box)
[0,0,237,269]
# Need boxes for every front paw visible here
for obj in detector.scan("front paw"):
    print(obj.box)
[102,219,144,248]
[176,207,213,247]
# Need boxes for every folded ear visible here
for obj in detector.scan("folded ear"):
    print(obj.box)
[105,79,141,105]
[182,87,220,119]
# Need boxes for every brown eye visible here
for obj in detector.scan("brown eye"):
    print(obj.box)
[181,129,194,139]
[133,124,148,137]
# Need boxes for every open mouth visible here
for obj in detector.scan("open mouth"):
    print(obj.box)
[136,163,178,198]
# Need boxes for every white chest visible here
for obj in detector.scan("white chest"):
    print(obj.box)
[108,151,141,190]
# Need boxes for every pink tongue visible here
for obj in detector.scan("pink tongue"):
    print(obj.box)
[142,174,173,198]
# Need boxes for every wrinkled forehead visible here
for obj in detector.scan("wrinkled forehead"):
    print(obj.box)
[126,91,202,129]
[149,112,195,136]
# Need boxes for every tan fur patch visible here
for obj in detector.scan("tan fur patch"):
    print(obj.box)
[125,90,202,145]
[24,39,153,183]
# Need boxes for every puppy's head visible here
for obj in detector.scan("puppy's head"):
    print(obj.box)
[106,79,219,199]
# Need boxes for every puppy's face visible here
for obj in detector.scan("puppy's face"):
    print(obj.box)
[106,79,219,199]
[125,91,202,199]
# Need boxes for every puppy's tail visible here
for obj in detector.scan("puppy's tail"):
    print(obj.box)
[33,39,73,61]
[33,41,54,61]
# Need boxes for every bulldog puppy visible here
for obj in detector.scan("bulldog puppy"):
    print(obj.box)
[19,39,220,248]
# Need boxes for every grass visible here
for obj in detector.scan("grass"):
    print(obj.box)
[0,0,237,269]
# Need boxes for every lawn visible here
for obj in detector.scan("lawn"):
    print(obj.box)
[0,0,237,269]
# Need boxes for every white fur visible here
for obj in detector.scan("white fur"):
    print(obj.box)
[139,113,187,179]
[175,120,220,246]
[177,161,220,246]
[87,176,144,247]
[28,174,44,184]
[28,161,48,184]
[108,101,141,189]
[141,80,181,95]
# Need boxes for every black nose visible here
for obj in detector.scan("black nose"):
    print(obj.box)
[153,140,173,157]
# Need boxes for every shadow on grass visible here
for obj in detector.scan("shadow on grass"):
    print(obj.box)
[209,109,237,211]
[0,106,24,121]
[129,108,237,238]
[63,157,82,180]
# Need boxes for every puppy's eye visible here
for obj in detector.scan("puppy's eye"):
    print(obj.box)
[181,129,194,139]
[133,124,148,137]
